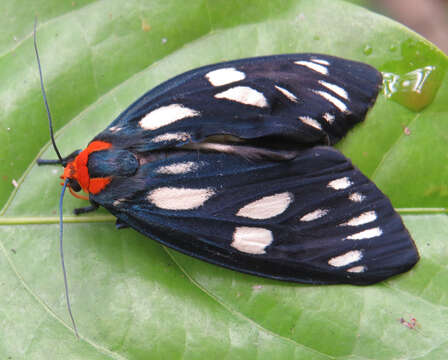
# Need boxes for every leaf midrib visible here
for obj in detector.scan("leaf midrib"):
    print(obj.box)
[1,207,446,227]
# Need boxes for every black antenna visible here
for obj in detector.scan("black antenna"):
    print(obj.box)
[34,18,78,338]
[33,17,64,165]
[60,179,79,338]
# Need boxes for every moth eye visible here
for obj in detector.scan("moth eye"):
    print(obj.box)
[69,179,81,192]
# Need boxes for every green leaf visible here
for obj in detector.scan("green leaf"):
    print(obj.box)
[1,0,447,359]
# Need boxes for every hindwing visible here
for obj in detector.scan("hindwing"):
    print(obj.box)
[91,147,418,284]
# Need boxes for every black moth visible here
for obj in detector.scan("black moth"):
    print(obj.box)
[41,53,419,287]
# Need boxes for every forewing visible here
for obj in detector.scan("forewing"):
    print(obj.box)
[94,54,382,151]
[92,147,418,285]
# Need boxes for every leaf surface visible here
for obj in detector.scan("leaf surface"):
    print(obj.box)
[1,0,447,359]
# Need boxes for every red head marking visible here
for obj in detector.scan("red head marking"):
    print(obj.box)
[62,141,112,198]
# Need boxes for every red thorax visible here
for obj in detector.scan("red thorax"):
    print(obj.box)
[61,141,112,199]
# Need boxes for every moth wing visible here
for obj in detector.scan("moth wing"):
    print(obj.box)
[92,147,418,284]
[94,54,382,151]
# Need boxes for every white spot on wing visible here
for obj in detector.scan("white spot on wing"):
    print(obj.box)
[340,211,377,227]
[152,132,190,143]
[347,227,382,240]
[347,265,366,273]
[183,142,237,154]
[274,85,298,102]
[294,60,329,75]
[205,67,246,86]
[311,58,330,66]
[300,208,328,222]
[322,112,335,124]
[299,116,322,130]
[328,250,363,267]
[155,161,199,175]
[319,80,349,100]
[231,227,273,254]
[147,187,214,210]
[109,126,122,133]
[349,192,365,202]
[215,86,268,108]
[313,90,348,112]
[139,104,200,130]
[328,177,352,190]
[113,198,126,207]
[236,192,293,220]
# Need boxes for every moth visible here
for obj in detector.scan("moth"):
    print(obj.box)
[37,47,421,335]
[39,52,418,286]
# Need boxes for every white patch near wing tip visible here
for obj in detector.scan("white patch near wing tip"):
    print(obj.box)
[294,60,329,75]
[215,86,268,108]
[236,192,293,220]
[148,187,214,210]
[327,177,352,190]
[349,192,365,203]
[300,208,328,222]
[299,116,322,130]
[319,80,349,100]
[311,58,330,66]
[231,227,273,254]
[340,211,377,227]
[328,250,363,267]
[322,112,335,124]
[346,227,383,240]
[313,90,348,112]
[205,68,246,86]
[347,265,366,273]
[139,104,200,130]
[274,85,298,102]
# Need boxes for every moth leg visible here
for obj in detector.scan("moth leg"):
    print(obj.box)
[37,150,81,166]
[115,219,130,230]
[73,201,99,215]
